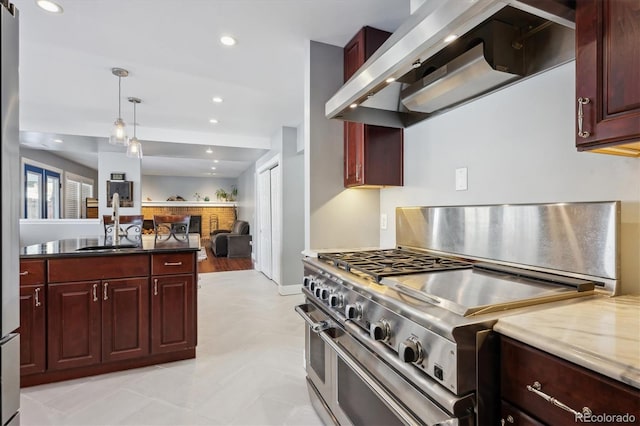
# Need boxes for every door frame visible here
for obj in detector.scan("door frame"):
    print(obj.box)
[255,155,281,281]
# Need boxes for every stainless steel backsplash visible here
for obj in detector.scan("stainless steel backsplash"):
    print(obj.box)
[396,202,620,294]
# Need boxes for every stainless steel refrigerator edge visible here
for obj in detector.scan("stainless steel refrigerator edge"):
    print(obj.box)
[1,1,21,425]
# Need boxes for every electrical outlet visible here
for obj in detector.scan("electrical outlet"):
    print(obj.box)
[380,213,388,230]
[455,167,468,191]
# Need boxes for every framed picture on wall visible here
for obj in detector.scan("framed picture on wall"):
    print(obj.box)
[106,180,133,207]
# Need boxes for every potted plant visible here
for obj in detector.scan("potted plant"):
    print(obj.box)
[203,196,210,202]
[228,185,238,201]
[215,188,228,201]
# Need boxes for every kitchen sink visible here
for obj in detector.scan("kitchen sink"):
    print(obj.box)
[75,244,139,251]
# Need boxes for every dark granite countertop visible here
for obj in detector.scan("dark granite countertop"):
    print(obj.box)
[21,234,200,258]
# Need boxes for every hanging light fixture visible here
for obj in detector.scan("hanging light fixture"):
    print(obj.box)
[126,97,143,159]
[109,67,129,145]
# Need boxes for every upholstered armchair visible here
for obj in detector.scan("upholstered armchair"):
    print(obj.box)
[211,220,252,257]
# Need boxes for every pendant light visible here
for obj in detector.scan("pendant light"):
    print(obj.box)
[109,68,129,145]
[126,97,143,159]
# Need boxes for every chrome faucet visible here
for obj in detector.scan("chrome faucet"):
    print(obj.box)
[112,192,120,245]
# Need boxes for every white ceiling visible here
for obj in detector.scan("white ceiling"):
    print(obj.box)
[14,0,411,178]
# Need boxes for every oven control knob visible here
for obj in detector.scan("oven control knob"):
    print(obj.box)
[399,338,423,364]
[314,286,323,298]
[303,276,312,288]
[328,293,342,307]
[309,279,317,292]
[370,320,390,342]
[319,288,330,301]
[345,303,362,320]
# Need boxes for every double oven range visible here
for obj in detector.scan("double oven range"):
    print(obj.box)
[296,202,619,425]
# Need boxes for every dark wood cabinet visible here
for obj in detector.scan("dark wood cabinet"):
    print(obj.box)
[575,0,640,156]
[21,251,197,386]
[19,285,46,375]
[102,277,150,362]
[47,281,102,371]
[151,274,195,354]
[344,27,404,187]
[150,252,196,354]
[19,259,46,375]
[500,335,640,425]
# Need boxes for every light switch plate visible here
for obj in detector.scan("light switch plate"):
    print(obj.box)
[455,167,468,191]
[380,213,388,230]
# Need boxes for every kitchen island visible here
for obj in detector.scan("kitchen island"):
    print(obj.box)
[19,235,199,387]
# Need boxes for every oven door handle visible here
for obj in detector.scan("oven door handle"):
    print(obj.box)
[295,304,335,333]
[318,330,437,426]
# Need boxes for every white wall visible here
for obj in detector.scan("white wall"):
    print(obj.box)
[20,219,101,247]
[142,175,237,202]
[305,41,380,250]
[380,62,640,294]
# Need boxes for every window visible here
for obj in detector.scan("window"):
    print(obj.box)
[64,172,94,218]
[24,163,61,219]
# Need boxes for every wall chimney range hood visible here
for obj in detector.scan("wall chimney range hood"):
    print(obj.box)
[326,0,576,128]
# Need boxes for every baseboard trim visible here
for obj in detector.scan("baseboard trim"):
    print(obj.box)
[278,284,302,295]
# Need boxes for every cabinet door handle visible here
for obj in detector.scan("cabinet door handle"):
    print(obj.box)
[526,381,592,418]
[92,283,98,302]
[154,278,158,296]
[356,163,361,180]
[103,282,109,300]
[577,97,590,138]
[20,271,29,276]
[164,261,182,266]
[34,287,41,307]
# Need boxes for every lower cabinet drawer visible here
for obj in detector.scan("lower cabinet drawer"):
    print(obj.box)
[501,336,640,425]
[152,252,194,275]
[48,255,149,283]
[501,400,544,426]
[20,259,45,286]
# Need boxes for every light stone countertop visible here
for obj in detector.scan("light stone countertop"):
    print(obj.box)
[494,294,640,389]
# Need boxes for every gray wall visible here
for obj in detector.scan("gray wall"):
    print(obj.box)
[379,62,640,294]
[141,175,237,202]
[237,164,256,236]
[305,41,380,250]
[253,126,305,289]
[281,126,304,287]
[20,147,98,183]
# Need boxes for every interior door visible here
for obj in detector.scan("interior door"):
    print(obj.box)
[257,169,272,279]
[270,165,281,285]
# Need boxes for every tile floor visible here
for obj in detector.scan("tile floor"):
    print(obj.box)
[20,270,323,426]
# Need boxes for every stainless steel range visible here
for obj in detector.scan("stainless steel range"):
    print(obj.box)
[296,202,619,425]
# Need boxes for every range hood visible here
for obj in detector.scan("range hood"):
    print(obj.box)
[326,0,576,128]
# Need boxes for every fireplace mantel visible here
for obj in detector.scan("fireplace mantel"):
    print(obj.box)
[142,201,237,207]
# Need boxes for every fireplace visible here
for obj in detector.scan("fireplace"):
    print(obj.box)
[143,215,202,235]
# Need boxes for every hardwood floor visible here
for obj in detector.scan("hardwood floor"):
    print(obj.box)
[197,246,253,273]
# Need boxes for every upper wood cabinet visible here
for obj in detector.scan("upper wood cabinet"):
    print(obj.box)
[575,0,640,157]
[344,27,404,188]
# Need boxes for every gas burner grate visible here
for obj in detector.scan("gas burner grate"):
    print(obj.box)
[318,249,471,282]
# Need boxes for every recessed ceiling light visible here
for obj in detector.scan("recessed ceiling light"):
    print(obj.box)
[211,172,217,176]
[211,166,216,170]
[385,77,396,83]
[212,97,223,103]
[444,34,458,43]
[36,0,63,13]
[53,138,63,143]
[349,103,358,109]
[220,35,236,46]
[209,118,219,124]
[213,160,219,163]
[206,147,213,154]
